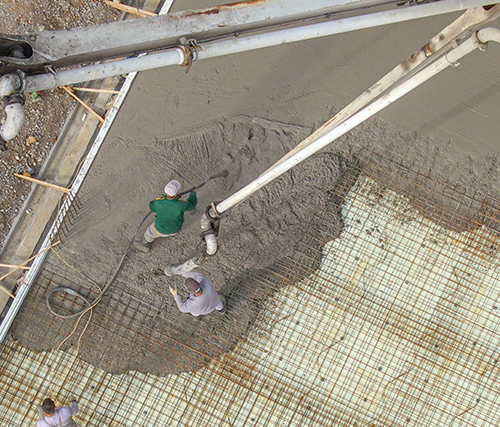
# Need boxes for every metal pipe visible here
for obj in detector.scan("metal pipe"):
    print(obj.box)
[26,49,186,92]
[25,0,490,92]
[212,28,500,215]
[165,25,500,274]
[0,73,24,146]
[0,103,24,141]
[5,0,394,73]
[201,213,218,256]
[260,4,500,175]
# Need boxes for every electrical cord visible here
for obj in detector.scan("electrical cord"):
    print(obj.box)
[46,211,152,320]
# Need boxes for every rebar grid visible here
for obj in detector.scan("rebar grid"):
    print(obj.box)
[1,151,500,427]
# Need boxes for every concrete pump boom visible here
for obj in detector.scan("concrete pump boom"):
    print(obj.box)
[0,0,495,147]
[0,0,397,75]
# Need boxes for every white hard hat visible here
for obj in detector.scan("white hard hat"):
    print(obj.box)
[164,180,181,197]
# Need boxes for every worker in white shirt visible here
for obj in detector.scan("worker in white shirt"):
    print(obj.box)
[169,271,225,318]
[37,398,78,427]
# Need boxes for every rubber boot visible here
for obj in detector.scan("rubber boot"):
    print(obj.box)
[216,295,226,314]
[134,238,152,253]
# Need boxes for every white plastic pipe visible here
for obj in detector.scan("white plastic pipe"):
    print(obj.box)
[25,0,490,92]
[213,28,500,215]
[0,74,24,142]
[201,214,218,255]
[0,103,24,141]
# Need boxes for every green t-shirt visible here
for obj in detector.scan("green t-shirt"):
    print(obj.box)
[149,191,198,234]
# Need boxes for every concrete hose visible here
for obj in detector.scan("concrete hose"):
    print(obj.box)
[164,206,220,276]
[46,211,152,319]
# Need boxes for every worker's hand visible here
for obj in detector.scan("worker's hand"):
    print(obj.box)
[70,397,77,402]
[169,284,178,296]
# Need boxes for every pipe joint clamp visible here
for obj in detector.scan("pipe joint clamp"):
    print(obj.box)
[472,31,488,52]
[205,203,221,221]
[2,92,25,107]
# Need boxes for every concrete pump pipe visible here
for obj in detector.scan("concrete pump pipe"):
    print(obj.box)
[0,73,25,149]
[25,0,490,92]
[165,27,500,275]
[213,28,499,215]
[0,0,487,145]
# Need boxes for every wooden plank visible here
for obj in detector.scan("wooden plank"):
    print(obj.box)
[70,86,120,95]
[0,264,30,270]
[62,86,105,124]
[0,241,61,300]
[14,173,71,194]
[104,0,157,17]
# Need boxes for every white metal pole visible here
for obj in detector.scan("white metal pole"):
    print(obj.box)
[260,4,500,174]
[26,0,491,92]
[213,28,500,215]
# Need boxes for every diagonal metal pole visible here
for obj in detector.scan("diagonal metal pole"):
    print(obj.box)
[258,4,500,176]
[212,27,500,216]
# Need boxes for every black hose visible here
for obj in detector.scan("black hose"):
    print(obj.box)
[46,211,152,319]
[178,170,228,196]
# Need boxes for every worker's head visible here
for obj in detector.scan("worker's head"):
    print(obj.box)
[41,398,56,415]
[164,180,181,198]
[185,278,202,294]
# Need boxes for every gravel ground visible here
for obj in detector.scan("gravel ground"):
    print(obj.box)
[0,0,121,248]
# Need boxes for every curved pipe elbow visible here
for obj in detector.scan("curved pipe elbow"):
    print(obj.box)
[201,213,218,256]
[477,27,500,45]
[0,103,24,141]
[204,234,218,256]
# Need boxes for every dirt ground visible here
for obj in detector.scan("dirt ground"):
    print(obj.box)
[6,4,500,375]
[0,0,120,248]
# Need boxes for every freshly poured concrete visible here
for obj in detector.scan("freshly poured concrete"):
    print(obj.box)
[2,177,499,427]
[3,4,500,426]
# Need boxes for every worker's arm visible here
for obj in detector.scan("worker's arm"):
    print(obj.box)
[174,295,195,313]
[69,400,78,416]
[148,199,157,212]
[184,191,198,211]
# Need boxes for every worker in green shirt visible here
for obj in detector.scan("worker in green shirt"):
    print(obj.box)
[135,179,198,252]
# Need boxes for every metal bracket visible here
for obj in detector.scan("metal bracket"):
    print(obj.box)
[472,30,488,52]
[178,37,202,73]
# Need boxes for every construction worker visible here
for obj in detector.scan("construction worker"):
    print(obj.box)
[37,397,78,427]
[135,179,198,252]
[169,271,225,318]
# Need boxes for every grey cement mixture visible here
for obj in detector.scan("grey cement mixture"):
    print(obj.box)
[9,11,500,375]
[11,114,500,375]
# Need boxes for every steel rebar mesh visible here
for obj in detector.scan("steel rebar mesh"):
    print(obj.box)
[1,150,500,426]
